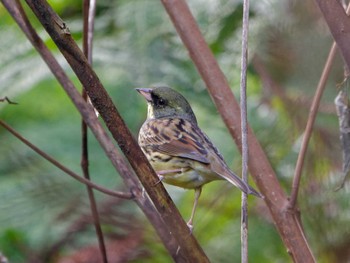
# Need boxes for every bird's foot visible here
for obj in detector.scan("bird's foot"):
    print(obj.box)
[153,169,182,186]
[186,221,194,234]
[153,175,164,186]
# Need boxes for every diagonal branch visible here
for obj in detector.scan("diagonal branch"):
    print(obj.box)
[0,97,18,104]
[2,0,207,261]
[290,1,350,209]
[160,0,316,261]
[1,1,188,261]
[0,119,133,199]
[289,42,337,208]
[315,0,350,70]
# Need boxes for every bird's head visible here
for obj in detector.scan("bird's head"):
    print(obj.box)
[136,85,197,123]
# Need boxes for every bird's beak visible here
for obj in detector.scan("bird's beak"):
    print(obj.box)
[136,88,153,102]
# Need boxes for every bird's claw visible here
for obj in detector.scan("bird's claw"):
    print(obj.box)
[153,175,164,186]
[186,221,194,234]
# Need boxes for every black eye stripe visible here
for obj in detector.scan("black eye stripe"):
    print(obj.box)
[152,94,167,107]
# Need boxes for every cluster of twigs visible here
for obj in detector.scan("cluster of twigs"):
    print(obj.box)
[1,0,350,262]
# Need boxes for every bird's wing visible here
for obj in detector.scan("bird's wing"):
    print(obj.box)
[197,128,263,198]
[142,118,210,164]
[140,118,263,198]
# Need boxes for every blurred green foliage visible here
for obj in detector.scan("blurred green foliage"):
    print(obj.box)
[0,0,349,262]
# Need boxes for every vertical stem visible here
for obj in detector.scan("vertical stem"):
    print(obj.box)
[81,0,108,262]
[240,0,249,262]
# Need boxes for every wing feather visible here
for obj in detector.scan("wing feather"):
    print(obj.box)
[139,118,210,164]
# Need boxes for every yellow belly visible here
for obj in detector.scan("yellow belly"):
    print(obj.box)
[149,154,220,189]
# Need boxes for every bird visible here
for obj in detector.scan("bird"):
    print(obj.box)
[136,85,262,230]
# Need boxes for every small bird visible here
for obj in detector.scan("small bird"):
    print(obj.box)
[137,85,262,230]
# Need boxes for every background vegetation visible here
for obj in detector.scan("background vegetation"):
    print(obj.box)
[0,0,349,262]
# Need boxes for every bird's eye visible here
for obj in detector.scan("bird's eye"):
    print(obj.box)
[157,98,166,107]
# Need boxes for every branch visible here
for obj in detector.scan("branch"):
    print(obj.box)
[2,1,187,261]
[315,0,350,70]
[160,0,316,261]
[0,96,18,104]
[2,0,207,261]
[81,0,107,262]
[290,1,350,209]
[0,119,133,199]
[289,42,337,208]
[240,0,250,262]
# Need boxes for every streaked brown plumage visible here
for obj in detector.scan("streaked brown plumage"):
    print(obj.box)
[137,85,262,229]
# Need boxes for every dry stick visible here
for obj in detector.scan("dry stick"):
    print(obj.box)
[289,42,337,208]
[2,1,187,261]
[160,0,316,261]
[240,0,249,262]
[289,2,350,209]
[8,0,205,261]
[0,120,132,199]
[315,0,350,70]
[0,97,18,104]
[81,0,108,262]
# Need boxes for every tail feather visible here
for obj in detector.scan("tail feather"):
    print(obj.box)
[216,166,263,198]
[247,185,263,198]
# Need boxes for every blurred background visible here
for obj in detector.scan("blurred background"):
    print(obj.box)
[0,0,349,262]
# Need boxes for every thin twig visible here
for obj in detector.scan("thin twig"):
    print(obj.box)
[240,0,249,262]
[81,0,107,262]
[0,96,18,104]
[289,2,350,209]
[0,119,133,199]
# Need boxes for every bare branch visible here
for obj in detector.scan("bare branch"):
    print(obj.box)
[160,0,316,261]
[289,2,350,209]
[315,0,350,70]
[2,0,206,261]
[81,0,107,262]
[0,119,133,199]
[289,42,337,208]
[0,96,18,104]
[240,0,250,262]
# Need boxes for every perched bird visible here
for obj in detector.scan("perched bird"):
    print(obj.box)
[137,85,262,229]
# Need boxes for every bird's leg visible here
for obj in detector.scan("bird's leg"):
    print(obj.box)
[153,175,164,186]
[187,187,202,233]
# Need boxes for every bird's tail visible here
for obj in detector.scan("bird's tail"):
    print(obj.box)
[247,184,263,198]
[222,169,263,198]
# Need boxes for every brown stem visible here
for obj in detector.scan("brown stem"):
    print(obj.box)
[81,0,107,262]
[160,0,315,261]
[0,119,133,199]
[2,1,185,261]
[315,0,350,70]
[289,42,337,209]
[2,0,205,261]
[289,2,350,209]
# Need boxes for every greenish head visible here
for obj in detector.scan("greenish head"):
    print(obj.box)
[136,85,197,123]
